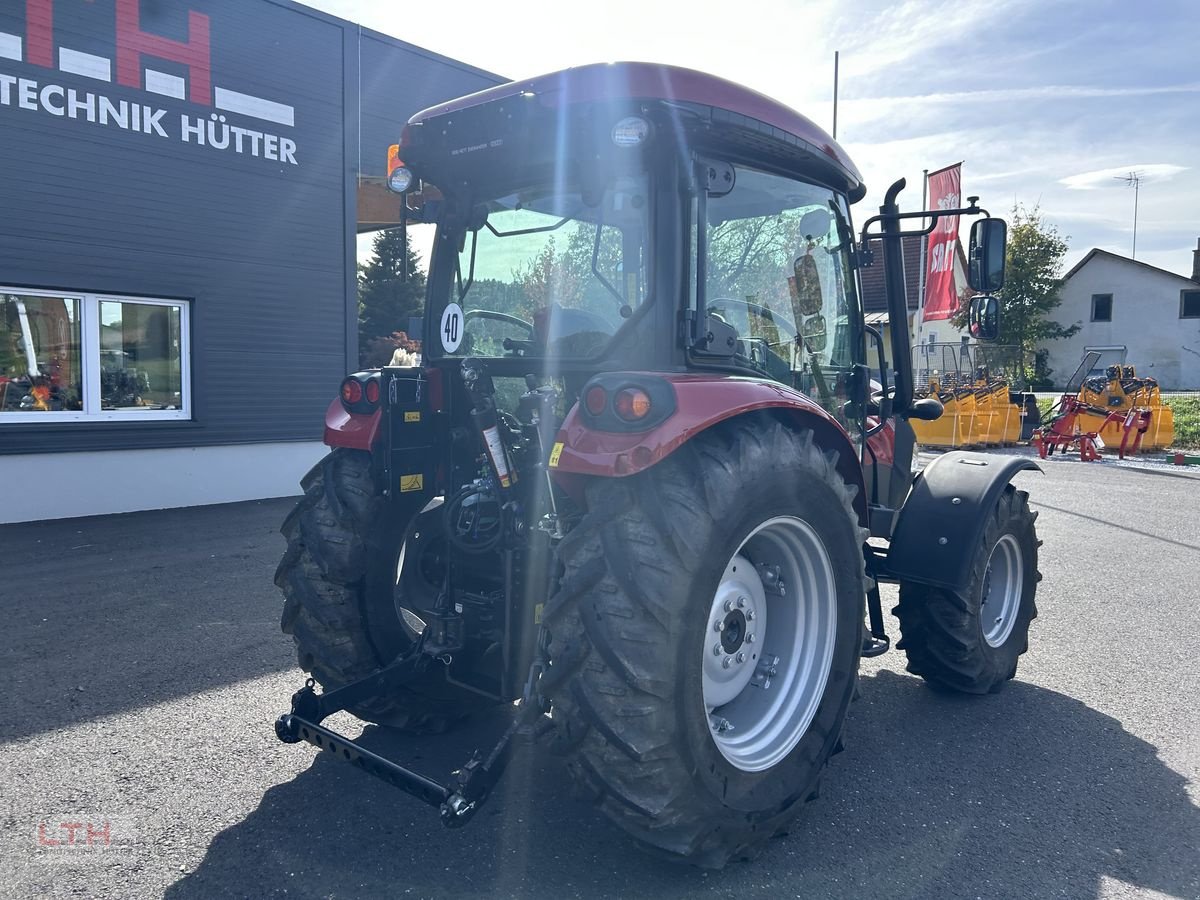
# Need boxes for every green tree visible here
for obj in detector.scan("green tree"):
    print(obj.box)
[358,228,426,366]
[512,236,580,312]
[956,205,1078,384]
[562,221,624,312]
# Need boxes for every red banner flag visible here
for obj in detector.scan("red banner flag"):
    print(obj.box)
[922,163,962,321]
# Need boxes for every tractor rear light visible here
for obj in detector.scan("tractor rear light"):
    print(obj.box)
[365,378,381,405]
[341,378,363,405]
[578,375,675,432]
[614,387,652,421]
[585,385,608,416]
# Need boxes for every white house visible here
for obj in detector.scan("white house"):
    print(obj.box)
[1039,243,1200,389]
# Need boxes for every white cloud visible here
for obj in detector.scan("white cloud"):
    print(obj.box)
[1059,164,1190,190]
[846,83,1200,118]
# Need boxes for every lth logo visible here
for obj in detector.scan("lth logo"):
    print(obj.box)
[9,0,293,127]
[24,0,211,104]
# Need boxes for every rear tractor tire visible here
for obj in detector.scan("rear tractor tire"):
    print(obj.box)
[893,485,1039,693]
[275,448,490,732]
[543,421,868,867]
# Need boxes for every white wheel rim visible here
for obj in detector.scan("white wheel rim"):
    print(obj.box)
[981,533,1023,648]
[702,516,838,772]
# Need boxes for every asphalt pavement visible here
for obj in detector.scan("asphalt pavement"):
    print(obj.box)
[1,457,1198,899]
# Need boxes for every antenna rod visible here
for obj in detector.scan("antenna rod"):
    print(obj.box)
[1116,170,1143,259]
[832,51,839,140]
[1132,175,1139,259]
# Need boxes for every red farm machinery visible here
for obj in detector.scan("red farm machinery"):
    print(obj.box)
[271,63,1041,866]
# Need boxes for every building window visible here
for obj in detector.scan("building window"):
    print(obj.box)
[1091,293,1113,322]
[1,288,190,421]
[1182,290,1200,319]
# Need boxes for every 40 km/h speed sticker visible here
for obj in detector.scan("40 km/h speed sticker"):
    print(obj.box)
[440,303,464,353]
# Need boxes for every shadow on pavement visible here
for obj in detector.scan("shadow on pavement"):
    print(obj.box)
[167,670,1200,899]
[0,498,300,744]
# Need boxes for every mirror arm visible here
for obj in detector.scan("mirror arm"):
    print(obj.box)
[858,204,991,259]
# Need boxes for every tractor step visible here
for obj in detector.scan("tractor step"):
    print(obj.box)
[861,634,890,658]
[862,581,891,658]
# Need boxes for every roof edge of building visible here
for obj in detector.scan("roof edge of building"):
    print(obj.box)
[1063,247,1200,286]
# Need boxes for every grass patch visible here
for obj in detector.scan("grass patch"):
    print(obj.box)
[1166,396,1200,449]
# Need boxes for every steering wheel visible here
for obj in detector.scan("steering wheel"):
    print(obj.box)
[465,308,534,337]
[707,296,799,358]
[707,298,797,344]
[464,308,537,355]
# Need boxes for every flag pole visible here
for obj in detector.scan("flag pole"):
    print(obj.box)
[915,168,928,385]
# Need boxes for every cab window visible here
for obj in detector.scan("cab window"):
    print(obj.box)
[697,166,863,427]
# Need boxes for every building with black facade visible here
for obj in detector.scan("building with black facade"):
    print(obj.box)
[0,0,501,522]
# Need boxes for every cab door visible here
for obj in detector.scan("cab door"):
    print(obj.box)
[694,162,868,451]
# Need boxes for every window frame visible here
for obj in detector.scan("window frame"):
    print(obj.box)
[1090,293,1113,322]
[1,286,192,423]
[1180,289,1200,319]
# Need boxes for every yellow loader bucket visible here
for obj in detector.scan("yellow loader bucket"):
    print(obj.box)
[969,389,1001,447]
[910,392,962,447]
[998,391,1023,445]
[1148,404,1175,449]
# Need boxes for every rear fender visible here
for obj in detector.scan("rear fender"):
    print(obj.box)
[551,374,867,526]
[887,451,1040,593]
[324,400,381,450]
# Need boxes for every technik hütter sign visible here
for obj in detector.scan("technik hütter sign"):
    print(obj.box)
[1,0,301,166]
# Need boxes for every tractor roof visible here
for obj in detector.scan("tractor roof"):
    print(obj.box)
[406,62,864,199]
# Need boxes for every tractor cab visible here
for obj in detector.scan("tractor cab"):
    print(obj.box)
[391,63,869,434]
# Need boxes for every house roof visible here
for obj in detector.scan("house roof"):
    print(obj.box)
[859,235,921,313]
[859,236,969,313]
[1063,248,1199,286]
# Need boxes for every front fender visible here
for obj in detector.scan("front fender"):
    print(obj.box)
[887,451,1041,593]
[550,373,867,525]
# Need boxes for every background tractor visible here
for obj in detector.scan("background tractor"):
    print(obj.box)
[273,62,1041,867]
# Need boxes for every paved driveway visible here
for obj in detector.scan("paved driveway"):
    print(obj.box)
[1,459,1197,899]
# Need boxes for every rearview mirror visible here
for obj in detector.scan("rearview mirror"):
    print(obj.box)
[968,295,1000,342]
[968,218,1007,293]
[800,314,827,353]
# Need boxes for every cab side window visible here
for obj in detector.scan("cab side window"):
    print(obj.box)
[701,167,863,426]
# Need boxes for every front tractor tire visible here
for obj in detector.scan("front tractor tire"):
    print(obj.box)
[893,485,1040,694]
[543,421,867,867]
[275,448,486,732]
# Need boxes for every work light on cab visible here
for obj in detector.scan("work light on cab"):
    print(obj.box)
[386,143,414,193]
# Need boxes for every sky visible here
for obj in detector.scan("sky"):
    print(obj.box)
[310,0,1200,279]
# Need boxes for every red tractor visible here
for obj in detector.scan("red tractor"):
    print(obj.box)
[274,63,1040,867]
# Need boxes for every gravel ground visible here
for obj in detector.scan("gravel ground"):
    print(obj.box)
[1,459,1197,899]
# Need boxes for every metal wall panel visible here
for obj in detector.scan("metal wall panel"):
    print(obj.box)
[0,1,502,454]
